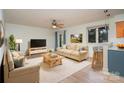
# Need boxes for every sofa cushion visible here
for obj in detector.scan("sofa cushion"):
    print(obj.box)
[7,49,15,71]
[71,51,80,56]
[64,50,73,54]
[71,50,87,56]
[11,51,20,58]
[57,48,64,52]
[62,45,67,49]
[67,44,76,50]
[66,44,71,49]
[75,45,80,51]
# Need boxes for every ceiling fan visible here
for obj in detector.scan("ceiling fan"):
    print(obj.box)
[51,19,64,29]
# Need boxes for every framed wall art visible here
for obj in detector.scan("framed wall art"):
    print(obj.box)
[70,34,82,43]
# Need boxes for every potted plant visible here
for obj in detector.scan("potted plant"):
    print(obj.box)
[8,34,16,50]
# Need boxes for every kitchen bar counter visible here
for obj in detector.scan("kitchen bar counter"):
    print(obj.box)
[108,47,124,76]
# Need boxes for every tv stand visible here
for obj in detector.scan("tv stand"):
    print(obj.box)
[28,47,49,56]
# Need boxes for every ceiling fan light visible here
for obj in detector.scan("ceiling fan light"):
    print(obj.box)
[52,25,57,28]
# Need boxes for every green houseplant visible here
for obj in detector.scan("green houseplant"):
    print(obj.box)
[8,35,16,50]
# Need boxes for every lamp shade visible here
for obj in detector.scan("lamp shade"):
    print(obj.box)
[16,39,23,44]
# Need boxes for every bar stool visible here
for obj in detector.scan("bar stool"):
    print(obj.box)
[92,46,103,70]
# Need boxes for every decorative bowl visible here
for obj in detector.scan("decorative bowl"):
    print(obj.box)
[116,44,124,48]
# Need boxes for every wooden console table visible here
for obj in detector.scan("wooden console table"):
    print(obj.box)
[28,47,48,56]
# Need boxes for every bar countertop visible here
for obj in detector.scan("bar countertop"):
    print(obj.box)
[109,46,124,51]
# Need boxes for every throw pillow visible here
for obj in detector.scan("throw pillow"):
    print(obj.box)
[14,58,24,68]
[66,44,71,50]
[11,51,20,57]
[62,45,67,49]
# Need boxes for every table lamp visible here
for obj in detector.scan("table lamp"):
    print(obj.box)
[16,39,23,51]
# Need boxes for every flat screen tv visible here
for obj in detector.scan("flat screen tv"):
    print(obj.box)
[30,39,46,48]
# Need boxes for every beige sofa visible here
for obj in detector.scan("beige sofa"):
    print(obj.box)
[57,44,88,62]
[3,49,41,83]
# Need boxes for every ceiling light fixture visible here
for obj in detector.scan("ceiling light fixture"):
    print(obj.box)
[51,19,64,29]
[52,25,57,28]
[52,20,57,29]
[104,9,110,30]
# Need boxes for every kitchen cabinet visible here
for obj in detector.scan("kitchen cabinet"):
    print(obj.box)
[108,47,124,76]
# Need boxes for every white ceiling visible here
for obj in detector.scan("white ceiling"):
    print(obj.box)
[4,9,124,29]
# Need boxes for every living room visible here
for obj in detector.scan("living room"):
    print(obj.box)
[0,9,124,83]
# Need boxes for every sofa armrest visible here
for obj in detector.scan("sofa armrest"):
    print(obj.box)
[79,51,88,54]
[17,52,24,56]
[9,64,40,78]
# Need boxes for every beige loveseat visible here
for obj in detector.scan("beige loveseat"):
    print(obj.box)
[3,49,41,83]
[57,44,88,62]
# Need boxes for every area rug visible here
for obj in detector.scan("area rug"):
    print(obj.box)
[28,57,91,83]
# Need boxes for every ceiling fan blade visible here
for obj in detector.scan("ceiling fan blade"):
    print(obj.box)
[57,24,64,28]
[51,19,64,29]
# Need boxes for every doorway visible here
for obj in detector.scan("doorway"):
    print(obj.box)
[59,34,62,47]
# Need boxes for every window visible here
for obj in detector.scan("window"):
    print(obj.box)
[88,25,108,43]
[98,26,108,43]
[88,28,96,43]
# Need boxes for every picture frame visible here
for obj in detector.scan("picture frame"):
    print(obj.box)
[0,21,4,47]
[70,34,82,43]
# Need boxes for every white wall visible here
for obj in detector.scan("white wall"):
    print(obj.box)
[5,23,55,53]
[0,9,4,65]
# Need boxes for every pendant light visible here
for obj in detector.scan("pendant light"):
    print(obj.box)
[104,10,110,30]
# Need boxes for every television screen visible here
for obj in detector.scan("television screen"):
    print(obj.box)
[30,39,46,48]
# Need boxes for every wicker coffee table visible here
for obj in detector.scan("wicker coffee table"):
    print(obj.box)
[43,53,62,67]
